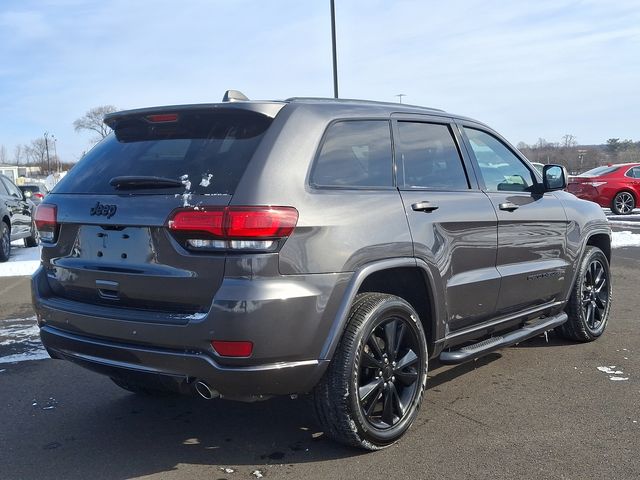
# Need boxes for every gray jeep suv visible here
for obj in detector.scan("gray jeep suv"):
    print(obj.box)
[32,93,612,450]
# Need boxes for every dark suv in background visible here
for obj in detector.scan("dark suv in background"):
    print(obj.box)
[1,174,39,261]
[33,92,612,449]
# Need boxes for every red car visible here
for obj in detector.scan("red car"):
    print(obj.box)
[567,163,640,215]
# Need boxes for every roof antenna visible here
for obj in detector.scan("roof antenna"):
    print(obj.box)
[222,90,249,102]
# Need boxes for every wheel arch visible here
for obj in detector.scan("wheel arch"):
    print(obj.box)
[586,232,611,264]
[320,258,443,361]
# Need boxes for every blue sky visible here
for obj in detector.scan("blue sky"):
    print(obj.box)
[0,0,639,162]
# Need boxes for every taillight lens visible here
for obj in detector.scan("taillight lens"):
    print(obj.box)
[211,340,253,357]
[33,193,44,199]
[34,204,58,242]
[168,206,298,251]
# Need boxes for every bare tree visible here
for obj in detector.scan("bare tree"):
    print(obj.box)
[25,138,49,169]
[561,134,577,148]
[0,145,6,164]
[13,145,24,165]
[73,105,117,143]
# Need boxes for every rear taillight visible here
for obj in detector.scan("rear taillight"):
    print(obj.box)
[33,193,44,199]
[168,206,298,252]
[34,204,58,242]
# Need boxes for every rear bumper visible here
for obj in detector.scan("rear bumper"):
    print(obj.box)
[40,325,328,398]
[32,266,350,397]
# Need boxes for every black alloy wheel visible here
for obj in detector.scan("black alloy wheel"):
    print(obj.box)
[358,315,421,430]
[580,258,609,332]
[560,246,612,342]
[313,293,428,449]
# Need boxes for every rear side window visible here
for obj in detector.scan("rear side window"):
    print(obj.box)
[396,122,469,190]
[53,110,272,195]
[311,120,393,188]
[625,166,640,178]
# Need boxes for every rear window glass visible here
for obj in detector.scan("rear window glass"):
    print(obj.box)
[311,120,393,188]
[579,166,619,177]
[53,110,272,195]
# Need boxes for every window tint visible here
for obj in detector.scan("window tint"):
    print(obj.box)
[1,176,22,198]
[311,120,393,188]
[0,176,9,196]
[626,166,640,178]
[465,128,534,192]
[579,165,619,177]
[53,110,272,195]
[396,122,468,190]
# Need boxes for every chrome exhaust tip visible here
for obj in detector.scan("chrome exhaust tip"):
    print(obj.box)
[194,380,219,400]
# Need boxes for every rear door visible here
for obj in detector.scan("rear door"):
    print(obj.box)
[459,124,570,315]
[393,117,500,332]
[41,108,274,318]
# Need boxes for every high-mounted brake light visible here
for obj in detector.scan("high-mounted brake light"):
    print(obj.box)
[146,113,179,123]
[167,206,298,251]
[34,204,58,242]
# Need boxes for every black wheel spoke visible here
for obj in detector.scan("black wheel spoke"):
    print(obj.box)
[394,323,406,359]
[395,349,418,371]
[381,385,395,426]
[361,351,384,370]
[390,382,405,418]
[395,369,418,386]
[367,336,384,360]
[383,320,397,360]
[366,389,383,417]
[359,378,383,404]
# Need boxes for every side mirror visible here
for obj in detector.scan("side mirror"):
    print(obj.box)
[542,164,567,191]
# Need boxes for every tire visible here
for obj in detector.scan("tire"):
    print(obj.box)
[110,376,178,396]
[24,220,39,248]
[559,246,612,342]
[312,293,428,450]
[0,221,10,263]
[611,191,635,215]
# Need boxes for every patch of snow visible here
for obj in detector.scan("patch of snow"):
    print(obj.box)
[0,369,5,373]
[0,351,49,364]
[180,174,191,191]
[199,173,213,187]
[220,467,235,474]
[597,365,629,382]
[0,244,41,277]
[611,231,640,248]
[597,366,623,375]
[252,470,264,478]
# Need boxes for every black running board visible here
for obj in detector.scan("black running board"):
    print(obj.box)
[439,313,568,365]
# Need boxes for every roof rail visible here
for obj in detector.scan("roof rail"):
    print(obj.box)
[222,90,249,102]
[285,96,445,112]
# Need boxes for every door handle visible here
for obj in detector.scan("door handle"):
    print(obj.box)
[411,201,439,212]
[499,202,519,212]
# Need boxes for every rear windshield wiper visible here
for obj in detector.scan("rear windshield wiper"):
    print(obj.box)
[109,176,185,190]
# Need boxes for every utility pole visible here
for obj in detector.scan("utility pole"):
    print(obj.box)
[51,135,59,172]
[43,132,51,174]
[330,0,339,98]
[396,94,406,104]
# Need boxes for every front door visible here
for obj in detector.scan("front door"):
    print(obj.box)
[460,125,570,315]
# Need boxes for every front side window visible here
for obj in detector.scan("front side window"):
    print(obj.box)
[311,120,393,188]
[465,128,534,192]
[396,122,469,190]
[1,176,22,198]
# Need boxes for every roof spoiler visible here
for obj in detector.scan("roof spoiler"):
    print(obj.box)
[222,90,249,102]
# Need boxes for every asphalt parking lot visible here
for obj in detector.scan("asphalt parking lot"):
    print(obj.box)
[1,221,638,480]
